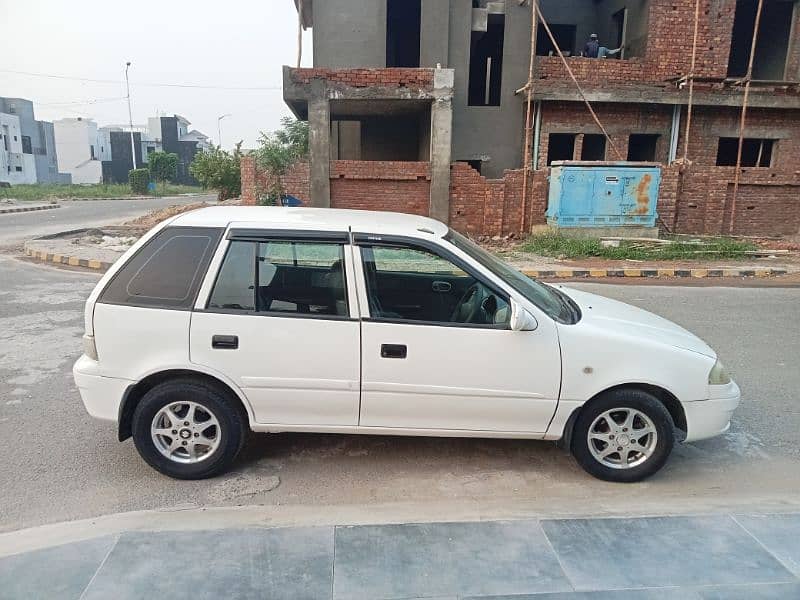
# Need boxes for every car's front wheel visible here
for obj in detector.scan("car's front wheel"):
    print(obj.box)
[571,389,675,483]
[131,378,247,479]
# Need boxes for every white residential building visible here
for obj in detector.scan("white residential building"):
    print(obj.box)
[0,112,37,185]
[53,117,103,184]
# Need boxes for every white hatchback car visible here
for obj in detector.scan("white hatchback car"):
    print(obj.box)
[74,207,740,482]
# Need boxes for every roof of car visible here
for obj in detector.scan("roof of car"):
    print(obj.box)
[171,206,450,237]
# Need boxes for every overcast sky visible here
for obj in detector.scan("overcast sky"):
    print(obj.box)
[0,0,313,149]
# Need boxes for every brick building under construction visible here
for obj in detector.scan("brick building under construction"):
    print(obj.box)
[240,0,800,238]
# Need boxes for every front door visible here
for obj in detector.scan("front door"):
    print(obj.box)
[190,234,360,426]
[355,240,561,433]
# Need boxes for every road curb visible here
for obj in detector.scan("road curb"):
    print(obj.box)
[521,267,788,279]
[24,244,113,271]
[0,204,60,215]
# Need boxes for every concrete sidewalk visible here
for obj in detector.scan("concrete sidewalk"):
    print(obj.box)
[1,512,798,599]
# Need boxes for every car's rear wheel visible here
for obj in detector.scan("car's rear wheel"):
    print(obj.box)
[132,379,246,479]
[571,389,675,483]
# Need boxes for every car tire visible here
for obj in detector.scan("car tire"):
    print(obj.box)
[571,389,675,483]
[132,378,247,480]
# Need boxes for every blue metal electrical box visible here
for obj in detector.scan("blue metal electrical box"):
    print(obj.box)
[546,162,661,229]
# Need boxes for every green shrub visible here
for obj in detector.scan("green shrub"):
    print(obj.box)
[147,152,179,185]
[190,144,241,201]
[129,168,150,195]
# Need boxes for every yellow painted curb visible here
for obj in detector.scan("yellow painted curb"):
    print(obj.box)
[691,269,708,278]
[623,269,642,277]
[755,269,770,277]
[589,269,607,277]
[524,271,539,278]
[657,269,675,277]
[88,259,102,269]
[68,256,80,266]
[555,270,574,278]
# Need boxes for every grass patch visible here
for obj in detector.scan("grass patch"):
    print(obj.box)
[519,231,758,260]
[2,183,204,201]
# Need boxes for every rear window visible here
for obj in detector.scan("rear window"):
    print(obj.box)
[99,226,223,309]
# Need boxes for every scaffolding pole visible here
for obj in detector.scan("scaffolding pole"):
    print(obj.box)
[681,0,701,162]
[730,0,765,234]
[520,0,538,233]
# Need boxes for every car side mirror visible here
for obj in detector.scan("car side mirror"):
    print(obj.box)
[510,299,538,331]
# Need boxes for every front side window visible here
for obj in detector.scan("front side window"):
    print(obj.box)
[208,240,348,317]
[361,244,509,327]
[445,229,580,324]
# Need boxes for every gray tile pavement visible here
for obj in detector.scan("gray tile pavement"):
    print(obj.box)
[0,514,797,600]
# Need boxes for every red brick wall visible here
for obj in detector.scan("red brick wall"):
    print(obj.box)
[290,68,434,89]
[535,102,674,167]
[240,156,310,205]
[658,164,800,236]
[536,0,737,85]
[242,157,800,237]
[677,107,800,169]
[449,163,548,237]
[330,161,431,215]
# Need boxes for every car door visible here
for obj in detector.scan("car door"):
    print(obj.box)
[355,237,561,433]
[190,230,361,426]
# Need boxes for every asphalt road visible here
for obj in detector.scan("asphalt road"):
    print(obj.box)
[0,196,209,246]
[1,248,799,533]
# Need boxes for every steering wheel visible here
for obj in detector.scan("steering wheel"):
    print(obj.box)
[450,283,490,324]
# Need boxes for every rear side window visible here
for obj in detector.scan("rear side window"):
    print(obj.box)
[207,240,349,317]
[99,226,223,310]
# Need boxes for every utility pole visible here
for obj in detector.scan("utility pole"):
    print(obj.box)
[217,114,231,149]
[125,62,137,170]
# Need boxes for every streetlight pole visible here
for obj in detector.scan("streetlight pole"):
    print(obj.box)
[125,61,137,170]
[217,114,231,149]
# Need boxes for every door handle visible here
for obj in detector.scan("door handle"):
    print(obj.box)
[432,280,452,293]
[380,344,407,359]
[212,335,238,350]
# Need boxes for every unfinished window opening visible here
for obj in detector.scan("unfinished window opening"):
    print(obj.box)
[728,0,794,79]
[468,13,505,106]
[536,24,577,56]
[716,137,775,167]
[627,134,660,161]
[386,0,421,68]
[459,160,483,174]
[535,0,651,59]
[547,133,576,165]
[611,8,627,59]
[581,134,606,160]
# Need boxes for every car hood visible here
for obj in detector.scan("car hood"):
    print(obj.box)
[557,286,716,358]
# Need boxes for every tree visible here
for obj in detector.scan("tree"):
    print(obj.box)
[147,152,179,193]
[252,117,309,205]
[189,143,242,201]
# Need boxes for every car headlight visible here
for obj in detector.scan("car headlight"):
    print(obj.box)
[708,359,731,385]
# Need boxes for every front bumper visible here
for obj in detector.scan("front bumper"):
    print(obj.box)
[73,355,131,423]
[682,380,741,442]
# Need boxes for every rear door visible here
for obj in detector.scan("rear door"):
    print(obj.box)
[190,230,361,426]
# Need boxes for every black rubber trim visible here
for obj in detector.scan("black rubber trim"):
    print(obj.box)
[227,228,349,242]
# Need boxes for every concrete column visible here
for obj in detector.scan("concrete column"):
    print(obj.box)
[308,95,331,208]
[429,96,453,223]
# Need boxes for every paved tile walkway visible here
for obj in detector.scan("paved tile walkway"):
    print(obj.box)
[1,514,798,599]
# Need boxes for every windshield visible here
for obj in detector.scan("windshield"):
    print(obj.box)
[444,229,580,324]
